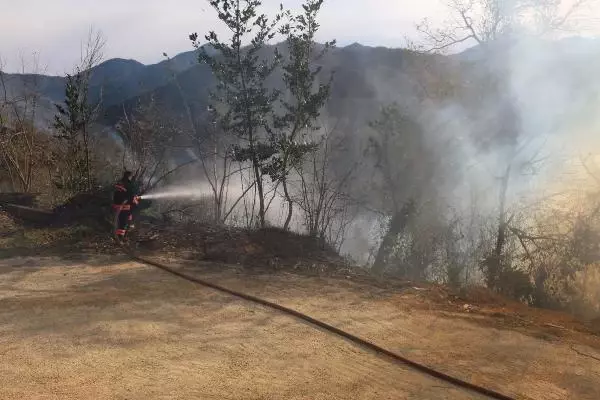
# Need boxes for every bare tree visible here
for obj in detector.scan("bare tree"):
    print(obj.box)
[195,118,234,223]
[0,54,44,192]
[188,114,258,225]
[293,125,357,248]
[115,98,200,195]
[413,0,590,292]
[416,0,591,53]
[162,51,258,225]
[54,29,106,193]
[505,159,600,308]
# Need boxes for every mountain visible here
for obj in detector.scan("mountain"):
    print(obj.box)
[2,42,449,130]
[3,38,600,145]
[99,42,450,129]
[1,48,205,128]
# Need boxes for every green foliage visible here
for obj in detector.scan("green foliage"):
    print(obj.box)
[267,0,335,182]
[261,138,318,180]
[269,0,335,230]
[54,70,97,193]
[54,73,92,140]
[190,0,281,147]
[190,0,283,227]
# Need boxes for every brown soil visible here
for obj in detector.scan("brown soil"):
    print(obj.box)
[1,257,486,400]
[2,256,600,400]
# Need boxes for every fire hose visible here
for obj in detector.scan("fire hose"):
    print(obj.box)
[116,256,514,398]
[111,203,515,400]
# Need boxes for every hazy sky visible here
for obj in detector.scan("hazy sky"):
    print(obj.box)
[0,0,447,74]
[1,0,598,74]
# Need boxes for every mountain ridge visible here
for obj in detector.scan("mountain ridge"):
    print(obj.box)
[2,37,599,135]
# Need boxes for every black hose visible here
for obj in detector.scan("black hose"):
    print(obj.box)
[124,249,516,400]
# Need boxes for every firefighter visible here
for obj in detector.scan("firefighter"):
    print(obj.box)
[112,171,140,243]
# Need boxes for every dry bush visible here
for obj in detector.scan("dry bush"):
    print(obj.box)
[568,263,600,320]
[152,195,216,225]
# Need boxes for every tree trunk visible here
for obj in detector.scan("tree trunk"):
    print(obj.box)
[282,177,293,231]
[487,164,511,289]
[253,157,265,228]
[83,128,92,192]
[372,200,416,274]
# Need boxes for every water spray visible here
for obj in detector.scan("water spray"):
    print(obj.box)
[137,188,209,201]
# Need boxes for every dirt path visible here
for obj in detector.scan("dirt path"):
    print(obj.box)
[172,263,600,400]
[178,264,600,400]
[1,256,600,399]
[0,257,486,400]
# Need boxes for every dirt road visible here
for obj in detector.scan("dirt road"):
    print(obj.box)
[1,256,599,399]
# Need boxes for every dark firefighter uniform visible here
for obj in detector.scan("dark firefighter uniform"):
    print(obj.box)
[112,173,139,240]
